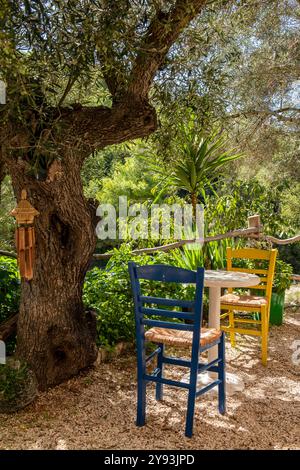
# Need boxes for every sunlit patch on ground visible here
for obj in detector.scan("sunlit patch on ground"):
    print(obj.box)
[0,308,299,450]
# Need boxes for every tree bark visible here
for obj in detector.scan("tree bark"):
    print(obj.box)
[7,149,98,389]
[2,100,158,389]
[18,271,97,390]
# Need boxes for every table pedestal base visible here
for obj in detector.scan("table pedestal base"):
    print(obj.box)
[181,371,245,396]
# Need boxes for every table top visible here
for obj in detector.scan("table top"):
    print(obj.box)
[204,270,260,288]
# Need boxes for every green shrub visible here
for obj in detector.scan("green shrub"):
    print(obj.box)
[278,242,300,275]
[0,360,29,403]
[0,177,16,252]
[0,257,20,324]
[0,359,37,412]
[272,259,293,294]
[230,252,293,295]
[83,244,187,349]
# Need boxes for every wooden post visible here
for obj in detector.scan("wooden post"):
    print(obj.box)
[248,214,262,238]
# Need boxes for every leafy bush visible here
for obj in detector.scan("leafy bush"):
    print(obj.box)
[83,244,187,349]
[0,359,37,412]
[0,177,16,251]
[278,242,300,275]
[205,179,287,237]
[272,259,293,294]
[0,257,20,324]
[229,251,293,295]
[0,360,29,403]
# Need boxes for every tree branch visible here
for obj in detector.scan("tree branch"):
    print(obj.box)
[0,250,17,259]
[58,73,79,107]
[72,1,208,150]
[94,1,133,99]
[61,101,157,152]
[2,1,209,158]
[0,313,18,342]
[96,46,128,98]
[127,0,208,100]
[227,107,300,120]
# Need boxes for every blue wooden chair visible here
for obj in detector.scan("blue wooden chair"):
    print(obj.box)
[128,262,226,438]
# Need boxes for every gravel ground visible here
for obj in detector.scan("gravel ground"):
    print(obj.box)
[0,308,299,450]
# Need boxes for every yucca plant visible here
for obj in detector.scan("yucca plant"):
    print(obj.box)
[169,241,229,271]
[153,123,243,217]
[170,245,204,270]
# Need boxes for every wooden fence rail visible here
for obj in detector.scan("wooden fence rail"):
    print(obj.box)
[0,250,17,259]
[264,234,300,245]
[1,215,300,280]
[93,226,260,259]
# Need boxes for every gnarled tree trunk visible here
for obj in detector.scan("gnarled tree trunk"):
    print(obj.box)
[4,101,158,390]
[9,150,98,389]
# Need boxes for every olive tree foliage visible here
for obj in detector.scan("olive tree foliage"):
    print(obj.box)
[149,0,299,178]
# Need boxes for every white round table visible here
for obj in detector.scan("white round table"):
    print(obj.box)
[202,269,260,395]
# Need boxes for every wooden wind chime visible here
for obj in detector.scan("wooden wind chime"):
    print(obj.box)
[10,190,39,281]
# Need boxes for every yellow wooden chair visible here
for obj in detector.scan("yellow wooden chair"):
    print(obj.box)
[220,247,277,365]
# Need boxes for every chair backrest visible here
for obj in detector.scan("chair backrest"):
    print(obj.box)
[226,247,277,301]
[128,262,205,340]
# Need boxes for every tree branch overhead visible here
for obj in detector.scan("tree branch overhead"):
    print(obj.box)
[128,0,208,100]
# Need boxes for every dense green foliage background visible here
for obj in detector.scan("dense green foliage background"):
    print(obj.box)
[0,1,298,350]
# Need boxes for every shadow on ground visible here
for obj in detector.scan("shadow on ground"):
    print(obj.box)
[0,310,299,450]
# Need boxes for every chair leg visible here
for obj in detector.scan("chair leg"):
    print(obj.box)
[136,379,146,426]
[185,386,197,438]
[156,343,164,401]
[218,332,226,415]
[261,306,269,366]
[136,336,146,427]
[229,310,236,347]
[185,350,199,438]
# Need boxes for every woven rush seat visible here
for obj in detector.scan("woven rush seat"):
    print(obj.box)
[145,327,221,348]
[221,293,268,307]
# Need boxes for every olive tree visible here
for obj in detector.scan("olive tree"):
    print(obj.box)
[0,0,214,389]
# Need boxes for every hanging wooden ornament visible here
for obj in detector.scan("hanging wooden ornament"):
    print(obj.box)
[10,190,39,281]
